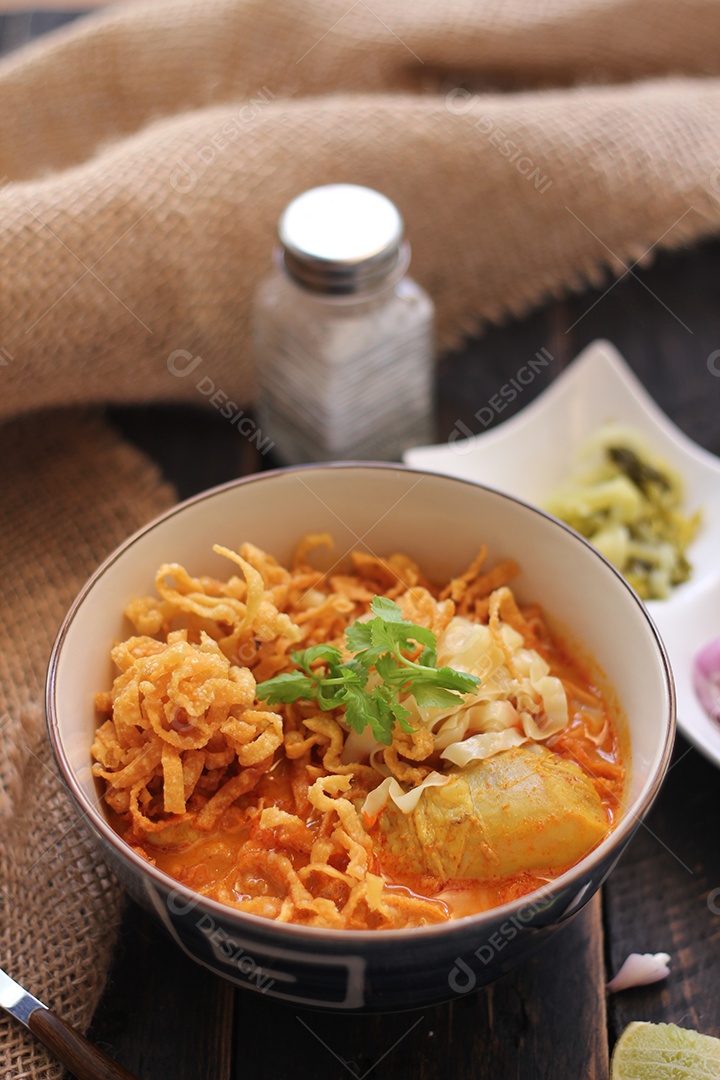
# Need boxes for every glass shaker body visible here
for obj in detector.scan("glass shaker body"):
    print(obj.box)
[253,184,435,464]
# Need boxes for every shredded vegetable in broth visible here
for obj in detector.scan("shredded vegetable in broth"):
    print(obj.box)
[92,536,625,929]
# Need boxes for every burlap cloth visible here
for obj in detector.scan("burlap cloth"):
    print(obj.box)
[0,410,175,1078]
[2,0,720,1074]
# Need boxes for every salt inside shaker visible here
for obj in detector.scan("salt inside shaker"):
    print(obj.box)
[254,184,435,464]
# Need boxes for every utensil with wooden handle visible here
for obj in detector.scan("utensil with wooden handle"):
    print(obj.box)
[0,966,141,1080]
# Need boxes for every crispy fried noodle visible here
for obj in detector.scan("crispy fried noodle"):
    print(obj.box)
[93,537,625,930]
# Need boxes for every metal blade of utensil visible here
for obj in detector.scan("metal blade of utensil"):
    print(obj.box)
[0,966,141,1080]
[0,965,43,1025]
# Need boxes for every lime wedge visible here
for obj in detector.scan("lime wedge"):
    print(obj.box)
[610,1022,720,1080]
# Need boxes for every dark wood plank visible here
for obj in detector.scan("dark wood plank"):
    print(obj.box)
[605,736,720,1043]
[87,904,234,1080]
[106,404,264,503]
[437,238,720,458]
[225,896,606,1080]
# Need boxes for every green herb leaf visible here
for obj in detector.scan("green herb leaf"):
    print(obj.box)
[255,595,481,743]
[368,596,406,623]
[256,671,319,704]
[291,643,343,675]
[417,644,438,668]
[433,666,481,693]
[410,683,470,709]
[345,619,374,652]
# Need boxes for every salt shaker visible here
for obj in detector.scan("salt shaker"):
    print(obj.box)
[254,184,435,464]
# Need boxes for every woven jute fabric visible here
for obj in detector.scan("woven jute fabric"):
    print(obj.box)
[2,0,720,418]
[2,0,720,1074]
[0,411,174,1078]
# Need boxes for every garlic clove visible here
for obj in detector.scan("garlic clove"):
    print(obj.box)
[607,952,671,993]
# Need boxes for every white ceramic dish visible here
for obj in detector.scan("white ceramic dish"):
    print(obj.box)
[406,339,720,769]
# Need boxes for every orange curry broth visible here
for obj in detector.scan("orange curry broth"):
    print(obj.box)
[120,625,626,924]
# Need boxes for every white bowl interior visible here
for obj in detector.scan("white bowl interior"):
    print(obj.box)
[50,465,673,884]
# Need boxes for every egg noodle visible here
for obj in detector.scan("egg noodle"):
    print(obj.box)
[92,536,624,929]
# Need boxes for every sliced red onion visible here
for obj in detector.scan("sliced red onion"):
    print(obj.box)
[693,638,720,722]
[607,952,671,993]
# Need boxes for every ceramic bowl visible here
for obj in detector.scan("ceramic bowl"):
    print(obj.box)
[46,464,674,1011]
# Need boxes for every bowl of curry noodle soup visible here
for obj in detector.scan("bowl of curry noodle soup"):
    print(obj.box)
[46,464,674,1011]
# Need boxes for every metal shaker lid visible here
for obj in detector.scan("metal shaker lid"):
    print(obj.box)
[278,184,407,295]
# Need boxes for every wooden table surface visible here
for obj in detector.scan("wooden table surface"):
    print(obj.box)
[3,11,720,1080]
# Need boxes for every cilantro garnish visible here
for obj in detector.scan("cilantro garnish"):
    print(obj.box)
[255,596,480,745]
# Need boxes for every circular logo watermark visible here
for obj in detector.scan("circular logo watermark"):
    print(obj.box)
[707,350,720,377]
